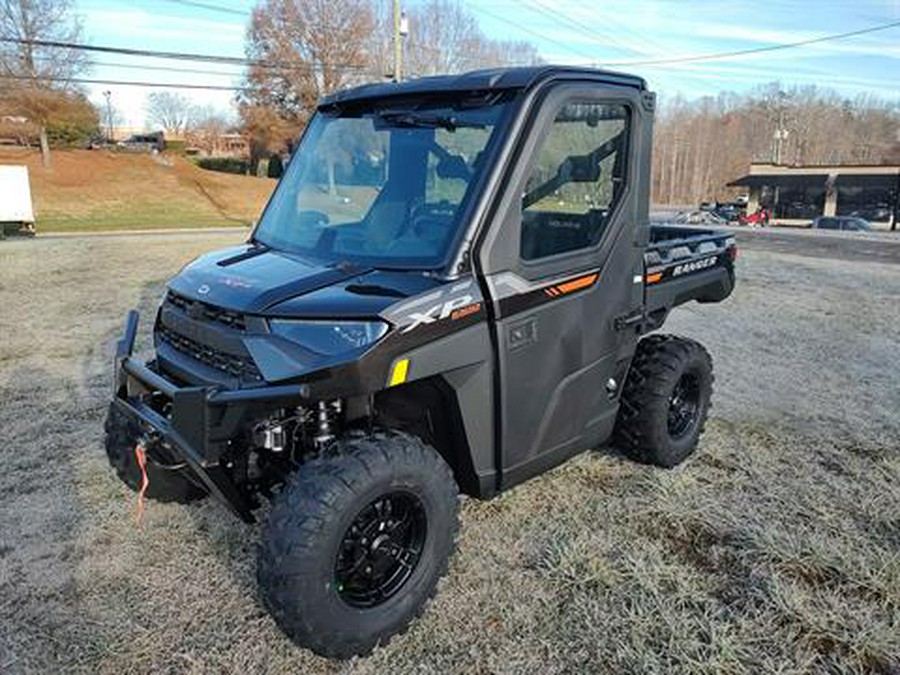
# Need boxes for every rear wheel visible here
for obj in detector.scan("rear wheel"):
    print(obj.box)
[614,335,713,467]
[257,431,459,659]
[103,402,207,503]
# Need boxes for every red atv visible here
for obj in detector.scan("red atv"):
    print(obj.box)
[738,208,769,227]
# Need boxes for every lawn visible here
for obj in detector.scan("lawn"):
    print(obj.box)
[0,149,276,232]
[0,233,898,673]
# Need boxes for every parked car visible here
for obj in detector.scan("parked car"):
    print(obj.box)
[699,201,744,222]
[674,210,727,225]
[119,131,165,153]
[811,216,872,232]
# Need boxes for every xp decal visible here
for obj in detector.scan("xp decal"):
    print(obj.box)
[401,294,477,333]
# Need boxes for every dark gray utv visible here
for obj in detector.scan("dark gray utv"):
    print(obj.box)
[106,66,736,658]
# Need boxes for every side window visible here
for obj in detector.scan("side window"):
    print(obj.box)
[521,102,629,261]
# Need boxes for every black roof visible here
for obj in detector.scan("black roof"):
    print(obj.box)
[728,173,830,189]
[729,170,900,190]
[319,65,646,108]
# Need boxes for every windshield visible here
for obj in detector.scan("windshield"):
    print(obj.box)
[254,97,511,269]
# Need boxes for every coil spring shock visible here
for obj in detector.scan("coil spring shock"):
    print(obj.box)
[313,400,342,450]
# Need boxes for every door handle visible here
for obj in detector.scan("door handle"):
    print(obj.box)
[614,308,645,331]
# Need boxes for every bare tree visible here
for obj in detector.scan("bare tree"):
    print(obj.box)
[0,0,91,166]
[402,0,540,77]
[404,0,481,75]
[186,107,232,155]
[100,94,124,140]
[239,0,540,157]
[239,0,376,158]
[146,92,196,136]
[651,84,900,206]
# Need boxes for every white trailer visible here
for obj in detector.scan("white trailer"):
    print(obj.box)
[0,165,36,236]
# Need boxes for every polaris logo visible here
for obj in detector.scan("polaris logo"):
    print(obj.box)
[672,256,717,277]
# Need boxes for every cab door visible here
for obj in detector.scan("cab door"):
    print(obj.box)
[477,83,652,489]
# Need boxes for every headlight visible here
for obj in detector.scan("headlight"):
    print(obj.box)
[269,319,389,355]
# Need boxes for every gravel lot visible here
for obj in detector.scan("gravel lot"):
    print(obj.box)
[1,231,898,673]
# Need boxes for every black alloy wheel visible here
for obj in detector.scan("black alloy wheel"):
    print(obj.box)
[335,491,427,608]
[613,334,713,468]
[667,372,701,439]
[257,431,459,659]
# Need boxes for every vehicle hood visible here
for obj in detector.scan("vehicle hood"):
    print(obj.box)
[168,243,442,317]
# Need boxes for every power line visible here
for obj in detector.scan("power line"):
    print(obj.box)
[0,36,367,71]
[462,1,601,63]
[518,0,640,58]
[149,0,520,68]
[29,54,246,78]
[447,4,900,74]
[598,19,900,67]
[157,0,249,16]
[0,71,383,91]
[0,73,249,91]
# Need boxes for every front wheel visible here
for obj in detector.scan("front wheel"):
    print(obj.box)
[257,432,459,659]
[614,335,714,467]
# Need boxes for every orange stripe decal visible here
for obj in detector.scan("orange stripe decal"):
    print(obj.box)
[555,273,599,295]
[645,272,663,284]
[539,272,600,300]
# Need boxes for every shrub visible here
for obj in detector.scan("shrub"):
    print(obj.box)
[46,119,100,148]
[195,157,249,175]
[267,153,284,179]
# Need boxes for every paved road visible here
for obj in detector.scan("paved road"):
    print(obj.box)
[731,228,900,265]
[32,226,249,240]
[11,223,900,266]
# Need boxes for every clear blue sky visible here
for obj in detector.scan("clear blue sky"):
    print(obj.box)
[77,0,900,128]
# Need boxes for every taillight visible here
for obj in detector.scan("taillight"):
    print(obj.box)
[724,237,738,261]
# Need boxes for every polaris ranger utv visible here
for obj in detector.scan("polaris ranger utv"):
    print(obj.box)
[106,66,735,658]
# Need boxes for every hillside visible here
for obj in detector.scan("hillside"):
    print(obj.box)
[0,149,276,232]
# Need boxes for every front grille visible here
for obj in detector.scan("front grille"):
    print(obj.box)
[166,291,247,331]
[158,326,263,382]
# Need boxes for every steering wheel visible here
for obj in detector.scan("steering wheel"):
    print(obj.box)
[409,201,456,239]
[297,210,330,228]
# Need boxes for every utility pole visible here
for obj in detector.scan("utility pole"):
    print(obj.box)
[392,0,402,82]
[103,90,113,142]
[773,90,788,165]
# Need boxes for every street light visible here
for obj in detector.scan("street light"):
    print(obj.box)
[103,90,113,142]
[400,10,409,37]
[773,90,788,165]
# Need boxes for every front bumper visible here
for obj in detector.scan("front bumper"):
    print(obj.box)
[112,310,310,522]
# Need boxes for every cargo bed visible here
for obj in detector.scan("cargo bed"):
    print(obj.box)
[641,225,736,330]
